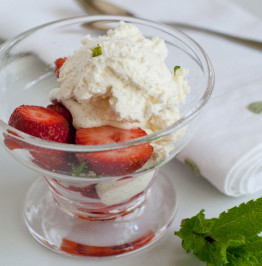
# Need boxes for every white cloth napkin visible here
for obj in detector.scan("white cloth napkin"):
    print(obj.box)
[176,31,262,196]
[0,0,262,196]
[109,0,262,42]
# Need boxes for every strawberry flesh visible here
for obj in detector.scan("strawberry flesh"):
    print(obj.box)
[47,103,76,143]
[31,149,71,171]
[75,126,153,176]
[4,129,24,150]
[8,105,70,171]
[68,184,99,199]
[8,105,69,143]
[47,103,72,124]
[55,57,67,78]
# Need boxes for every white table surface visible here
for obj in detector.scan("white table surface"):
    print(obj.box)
[1,1,262,266]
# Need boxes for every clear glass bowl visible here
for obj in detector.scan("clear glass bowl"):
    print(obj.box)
[0,16,214,257]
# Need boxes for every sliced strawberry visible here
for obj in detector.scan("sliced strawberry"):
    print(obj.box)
[68,184,99,199]
[75,126,153,176]
[47,103,76,143]
[60,231,155,256]
[8,105,70,170]
[67,127,76,144]
[55,57,67,78]
[47,103,72,124]
[4,129,24,150]
[31,149,73,172]
[8,105,69,143]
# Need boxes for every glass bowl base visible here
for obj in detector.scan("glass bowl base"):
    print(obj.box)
[24,171,178,257]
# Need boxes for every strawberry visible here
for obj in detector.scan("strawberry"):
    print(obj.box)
[68,184,99,199]
[30,149,74,172]
[47,103,72,124]
[60,231,155,256]
[47,103,76,143]
[8,105,70,171]
[55,57,67,78]
[8,105,69,143]
[4,129,25,150]
[75,126,153,176]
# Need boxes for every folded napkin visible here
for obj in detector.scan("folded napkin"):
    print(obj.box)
[176,30,262,196]
[1,0,262,196]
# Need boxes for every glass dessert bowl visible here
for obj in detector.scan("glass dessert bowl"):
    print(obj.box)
[0,16,214,257]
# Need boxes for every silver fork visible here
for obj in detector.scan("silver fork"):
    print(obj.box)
[76,0,262,50]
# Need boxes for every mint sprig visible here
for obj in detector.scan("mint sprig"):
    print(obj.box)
[174,65,181,74]
[70,162,88,177]
[92,44,102,57]
[175,197,262,265]
[247,101,262,114]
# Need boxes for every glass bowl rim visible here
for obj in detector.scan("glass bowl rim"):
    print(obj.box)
[0,15,215,152]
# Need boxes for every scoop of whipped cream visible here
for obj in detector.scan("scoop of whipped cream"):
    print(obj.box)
[49,21,189,132]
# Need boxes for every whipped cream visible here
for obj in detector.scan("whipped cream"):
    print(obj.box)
[49,21,190,205]
[49,21,189,132]
[96,171,155,206]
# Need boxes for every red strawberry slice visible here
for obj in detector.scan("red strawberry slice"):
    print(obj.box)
[4,129,24,150]
[30,149,73,172]
[8,105,69,143]
[55,57,67,78]
[75,126,153,176]
[47,103,76,144]
[8,105,70,170]
[47,103,72,124]
[68,184,99,199]
[60,231,155,256]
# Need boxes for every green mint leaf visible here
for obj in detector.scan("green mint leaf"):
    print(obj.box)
[175,210,217,263]
[175,197,262,265]
[92,44,102,57]
[70,162,88,177]
[174,65,181,74]
[247,101,262,114]
[184,158,201,176]
[225,237,262,265]
[212,199,262,240]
